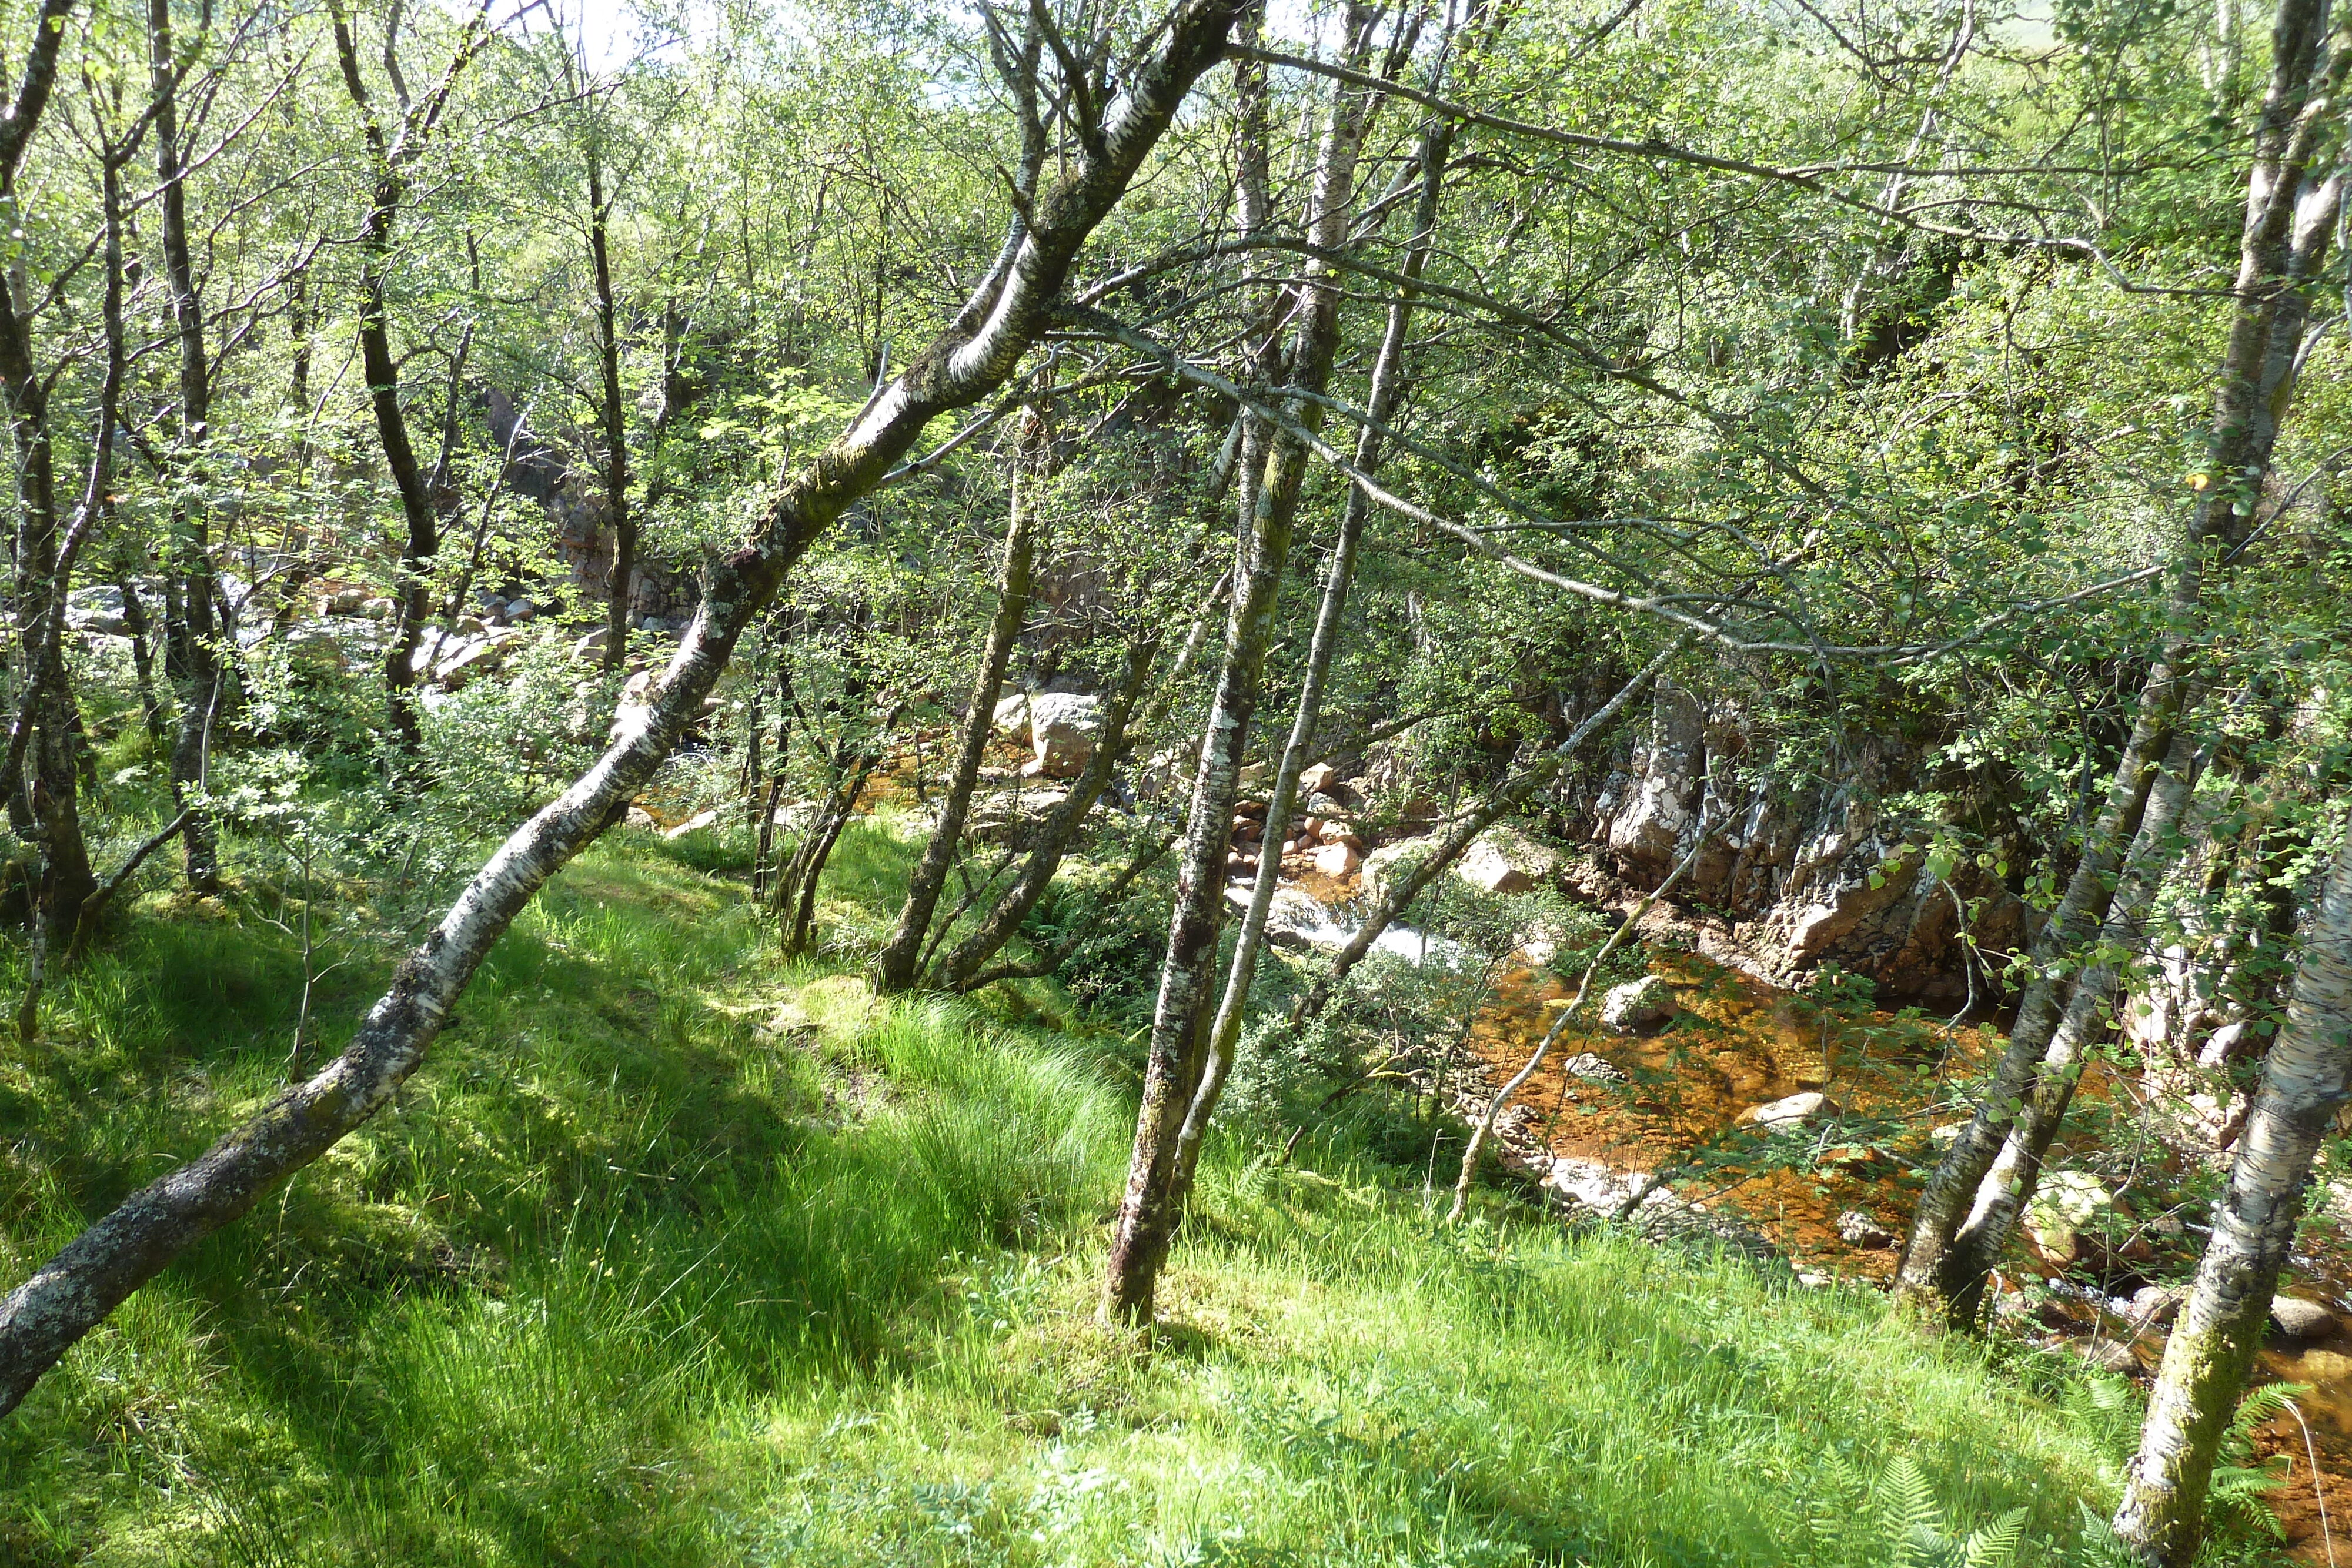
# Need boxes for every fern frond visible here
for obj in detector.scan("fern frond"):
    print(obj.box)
[1962,1506,2028,1568]
[2068,1503,2144,1568]
[1877,1455,1944,1568]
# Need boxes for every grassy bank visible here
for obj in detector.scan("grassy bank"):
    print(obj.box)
[0,823,2171,1565]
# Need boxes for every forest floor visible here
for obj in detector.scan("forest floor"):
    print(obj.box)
[0,817,2251,1566]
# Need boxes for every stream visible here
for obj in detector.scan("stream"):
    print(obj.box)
[1255,864,2352,1562]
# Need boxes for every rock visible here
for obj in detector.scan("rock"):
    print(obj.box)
[455,614,489,637]
[328,586,370,616]
[2079,1340,2139,1375]
[1358,838,1428,902]
[435,637,505,688]
[624,805,658,831]
[991,692,1030,735]
[1312,841,1361,877]
[284,627,347,674]
[1454,824,1560,895]
[2129,1285,2185,1327]
[363,596,397,620]
[1559,1052,1627,1083]
[1836,1210,1895,1249]
[1027,692,1102,778]
[2023,1171,2114,1263]
[1298,761,1337,797]
[1600,975,1676,1035]
[663,808,719,841]
[1316,820,1361,849]
[506,597,537,623]
[2271,1295,2338,1341]
[1736,1091,1839,1132]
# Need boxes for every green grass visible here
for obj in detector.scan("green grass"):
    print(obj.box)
[0,818,2159,1566]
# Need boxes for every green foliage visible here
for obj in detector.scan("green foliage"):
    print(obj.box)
[0,838,2143,1566]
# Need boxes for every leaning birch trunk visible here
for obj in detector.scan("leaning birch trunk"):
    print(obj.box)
[1897,0,2347,1320]
[2112,830,2352,1567]
[1102,14,1377,1325]
[1163,80,1458,1213]
[0,0,1245,1421]
[1938,725,2205,1321]
[1452,821,1708,1222]
[873,403,1044,991]
[1287,644,1680,1029]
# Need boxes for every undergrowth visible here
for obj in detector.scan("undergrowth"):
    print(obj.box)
[0,818,2257,1566]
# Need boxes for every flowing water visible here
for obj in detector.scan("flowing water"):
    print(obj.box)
[1265,870,2352,1558]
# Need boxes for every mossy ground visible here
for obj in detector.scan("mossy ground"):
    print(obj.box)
[0,820,2179,1565]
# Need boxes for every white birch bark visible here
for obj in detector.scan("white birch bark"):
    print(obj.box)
[0,0,1250,1419]
[2113,831,2352,1566]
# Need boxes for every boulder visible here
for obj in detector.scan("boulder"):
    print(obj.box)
[624,805,658,831]
[284,627,347,674]
[1836,1209,1896,1249]
[991,692,1030,735]
[2023,1171,2114,1263]
[2271,1295,2338,1342]
[663,808,719,841]
[1298,761,1338,797]
[2079,1340,2139,1375]
[506,597,537,623]
[1027,692,1102,778]
[434,637,505,689]
[571,627,610,662]
[1559,1051,1627,1083]
[327,586,370,616]
[1312,841,1362,877]
[363,596,397,620]
[1361,837,1434,903]
[1736,1091,1839,1132]
[1454,824,1559,895]
[2128,1284,2185,1327]
[1600,975,1676,1034]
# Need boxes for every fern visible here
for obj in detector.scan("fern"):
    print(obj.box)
[1877,1454,1945,1567]
[1960,1506,2028,1568]
[2067,1505,2146,1568]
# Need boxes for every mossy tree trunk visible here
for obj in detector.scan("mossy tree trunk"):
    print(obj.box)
[2112,830,2352,1565]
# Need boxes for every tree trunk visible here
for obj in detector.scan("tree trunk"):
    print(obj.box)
[2112,831,2352,1566]
[1895,0,2346,1321]
[873,403,1044,991]
[151,0,223,894]
[0,1,93,944]
[591,155,634,676]
[0,0,1246,1420]
[931,624,1162,988]
[328,4,460,754]
[1286,645,1680,1029]
[1164,66,1460,1215]
[1937,723,2205,1320]
[1102,13,1379,1325]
